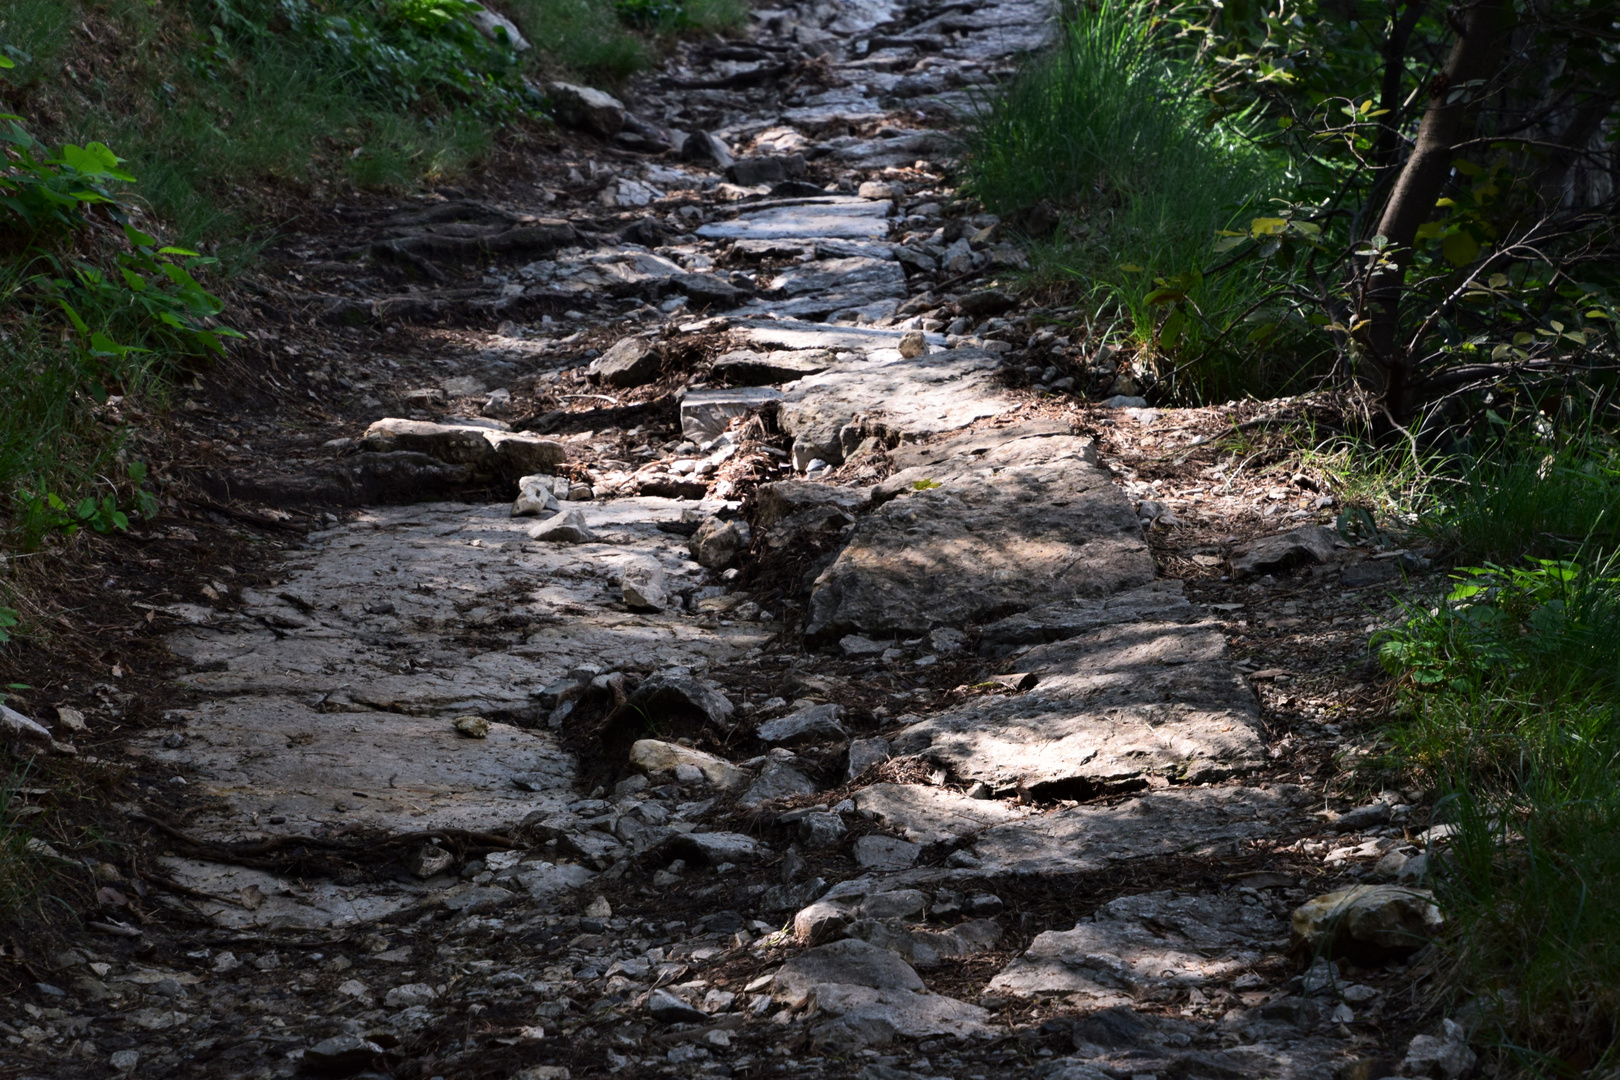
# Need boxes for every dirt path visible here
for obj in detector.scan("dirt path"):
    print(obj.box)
[14,2,1453,1077]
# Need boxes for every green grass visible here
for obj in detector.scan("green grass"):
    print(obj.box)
[1416,437,1620,565]
[1380,446,1620,1075]
[960,0,1297,402]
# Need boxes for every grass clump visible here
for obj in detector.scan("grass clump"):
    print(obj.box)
[1380,440,1620,1074]
[1417,437,1620,566]
[961,0,1288,401]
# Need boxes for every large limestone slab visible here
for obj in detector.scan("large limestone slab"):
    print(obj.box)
[764,256,905,298]
[696,198,892,241]
[360,419,565,477]
[959,786,1299,876]
[850,783,1025,845]
[891,620,1264,792]
[148,698,574,836]
[989,889,1288,1004]
[733,318,940,356]
[771,938,992,1038]
[977,580,1199,657]
[779,349,1011,444]
[154,501,768,844]
[805,431,1152,639]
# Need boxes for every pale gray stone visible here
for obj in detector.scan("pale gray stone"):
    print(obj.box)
[696,198,891,241]
[851,783,1020,846]
[964,786,1295,875]
[529,508,595,543]
[806,425,1152,640]
[630,739,748,790]
[758,703,846,745]
[680,387,783,442]
[589,336,661,388]
[1232,525,1339,579]
[511,474,561,517]
[627,670,734,726]
[547,81,626,136]
[740,753,819,806]
[851,835,919,870]
[845,737,892,782]
[890,620,1263,792]
[621,559,669,611]
[689,517,751,568]
[989,890,1286,1004]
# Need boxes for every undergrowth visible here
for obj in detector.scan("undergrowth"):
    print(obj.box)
[1377,437,1620,1075]
[961,0,1293,402]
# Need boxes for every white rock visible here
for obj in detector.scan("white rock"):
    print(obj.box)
[547,82,626,137]
[621,559,669,611]
[529,509,595,543]
[512,474,562,517]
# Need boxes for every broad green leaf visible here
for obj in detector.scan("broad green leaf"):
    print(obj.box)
[1442,230,1480,266]
[59,141,137,182]
[1250,217,1287,236]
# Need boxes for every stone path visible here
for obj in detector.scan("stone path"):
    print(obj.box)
[24,2,1449,1077]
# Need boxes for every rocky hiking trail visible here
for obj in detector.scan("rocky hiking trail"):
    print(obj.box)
[12,2,1470,1079]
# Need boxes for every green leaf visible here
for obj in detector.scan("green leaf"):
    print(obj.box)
[123,223,158,247]
[911,479,942,490]
[1250,217,1287,236]
[59,142,136,182]
[1442,231,1481,267]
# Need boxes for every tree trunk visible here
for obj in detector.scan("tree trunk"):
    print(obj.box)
[1360,0,1516,421]
[1373,0,1429,172]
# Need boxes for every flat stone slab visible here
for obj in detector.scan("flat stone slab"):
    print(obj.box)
[891,620,1264,793]
[696,198,892,241]
[361,419,565,477]
[763,255,906,298]
[805,430,1153,639]
[521,248,686,297]
[851,783,1025,845]
[977,580,1199,657]
[154,501,769,845]
[960,786,1300,876]
[771,938,992,1038]
[733,318,941,356]
[156,859,424,930]
[710,349,831,386]
[778,349,1011,443]
[989,889,1288,1004]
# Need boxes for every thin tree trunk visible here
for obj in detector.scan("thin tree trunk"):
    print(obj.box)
[1373,0,1429,172]
[1361,0,1516,421]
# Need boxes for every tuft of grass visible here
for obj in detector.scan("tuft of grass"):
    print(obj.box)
[960,0,1295,401]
